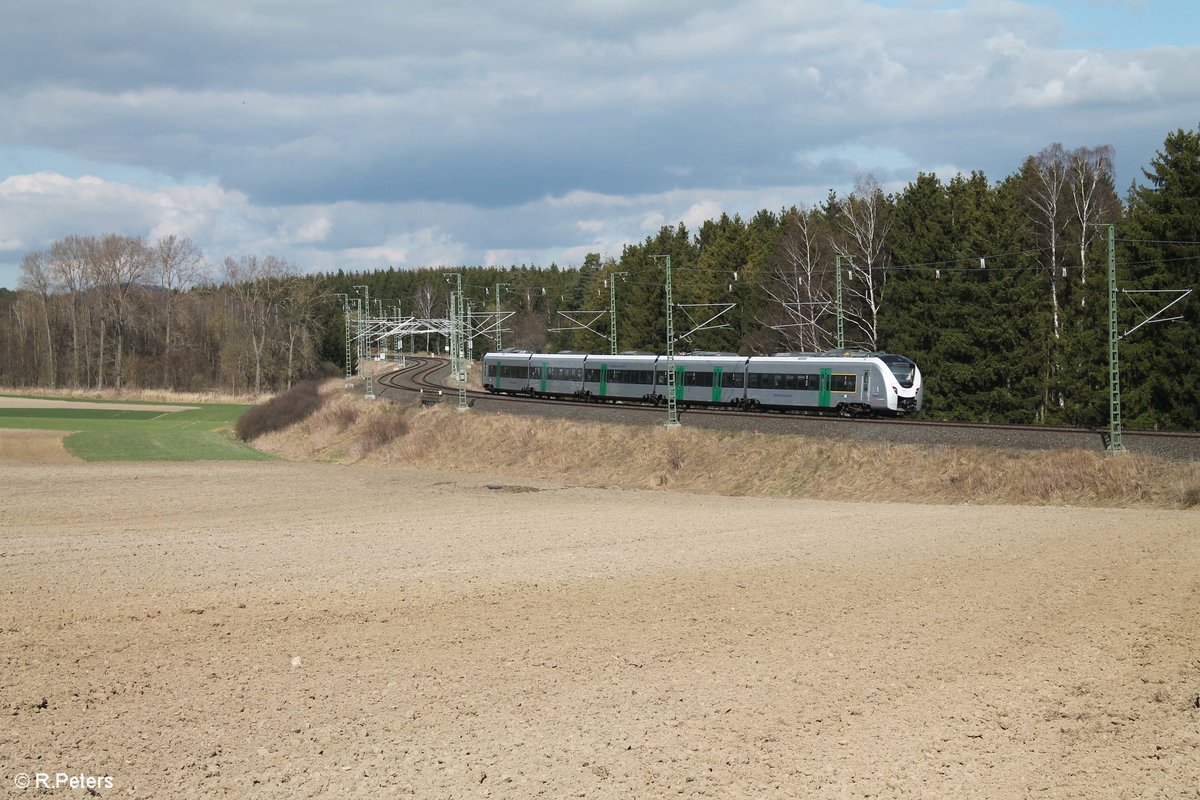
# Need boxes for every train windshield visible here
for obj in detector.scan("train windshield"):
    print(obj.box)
[880,355,916,388]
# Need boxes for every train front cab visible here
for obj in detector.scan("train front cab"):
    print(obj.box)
[482,351,533,394]
[878,354,922,414]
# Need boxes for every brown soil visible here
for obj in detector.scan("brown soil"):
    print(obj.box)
[2,459,1198,798]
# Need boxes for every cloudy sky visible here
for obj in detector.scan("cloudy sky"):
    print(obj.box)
[1,0,1197,288]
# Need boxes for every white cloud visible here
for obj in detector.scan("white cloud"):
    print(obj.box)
[1,0,1199,288]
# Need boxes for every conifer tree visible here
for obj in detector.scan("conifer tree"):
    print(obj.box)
[1121,125,1200,429]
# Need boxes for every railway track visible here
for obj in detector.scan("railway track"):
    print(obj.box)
[373,357,1200,460]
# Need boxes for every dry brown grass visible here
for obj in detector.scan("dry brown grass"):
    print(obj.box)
[355,409,410,457]
[250,386,1200,509]
[2,385,265,405]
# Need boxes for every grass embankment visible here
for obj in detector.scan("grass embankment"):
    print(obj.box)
[0,399,272,462]
[250,379,1200,509]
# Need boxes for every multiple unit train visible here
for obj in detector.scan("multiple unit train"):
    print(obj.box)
[481,350,923,416]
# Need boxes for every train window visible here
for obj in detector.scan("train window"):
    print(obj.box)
[880,355,916,388]
[831,374,857,392]
[486,364,496,378]
[801,374,817,391]
[684,371,713,387]
[722,371,744,388]
[585,368,600,383]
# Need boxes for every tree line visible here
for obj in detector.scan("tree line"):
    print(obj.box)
[2,235,329,395]
[3,124,1197,428]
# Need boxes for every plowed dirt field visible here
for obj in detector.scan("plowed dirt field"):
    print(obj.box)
[2,459,1198,798]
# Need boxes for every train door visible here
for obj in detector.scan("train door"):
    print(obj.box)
[818,368,832,408]
[539,361,548,393]
[712,367,723,403]
[599,363,608,398]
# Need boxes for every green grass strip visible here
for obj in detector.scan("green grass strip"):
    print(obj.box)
[64,430,275,462]
[0,397,274,462]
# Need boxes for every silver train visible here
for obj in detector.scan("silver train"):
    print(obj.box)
[481,350,923,416]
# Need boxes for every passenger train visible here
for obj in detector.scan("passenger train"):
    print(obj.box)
[481,350,923,416]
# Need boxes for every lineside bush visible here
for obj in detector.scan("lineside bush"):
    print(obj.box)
[235,380,323,441]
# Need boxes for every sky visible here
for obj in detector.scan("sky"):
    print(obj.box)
[1,0,1197,289]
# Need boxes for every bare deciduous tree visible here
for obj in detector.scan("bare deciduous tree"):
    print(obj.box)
[830,175,892,349]
[91,234,149,389]
[1024,143,1069,341]
[763,205,833,352]
[19,251,56,387]
[412,281,438,352]
[224,254,294,394]
[48,235,92,387]
[1068,145,1119,290]
[277,275,326,390]
[152,234,207,386]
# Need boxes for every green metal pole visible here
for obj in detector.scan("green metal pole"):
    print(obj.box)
[652,255,679,427]
[466,300,474,365]
[1106,225,1125,453]
[835,255,844,350]
[451,273,468,411]
[353,297,364,375]
[495,283,509,351]
[336,293,351,385]
[609,272,628,355]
